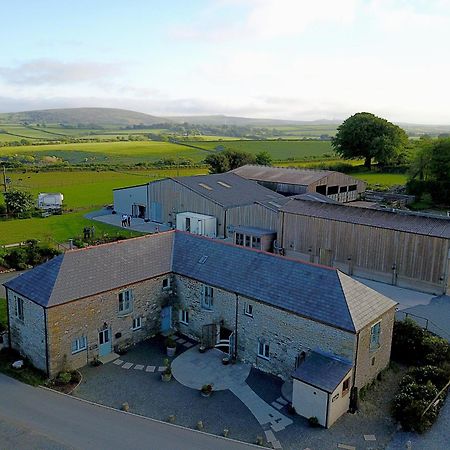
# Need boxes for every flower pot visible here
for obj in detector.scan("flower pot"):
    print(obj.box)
[166,346,176,357]
[161,372,172,382]
[222,357,230,365]
[201,390,212,397]
[198,346,206,353]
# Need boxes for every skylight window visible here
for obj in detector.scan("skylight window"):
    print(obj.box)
[199,183,213,191]
[217,181,232,188]
[198,255,208,264]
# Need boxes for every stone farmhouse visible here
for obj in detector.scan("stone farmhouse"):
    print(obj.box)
[231,165,366,202]
[3,231,396,427]
[278,198,450,295]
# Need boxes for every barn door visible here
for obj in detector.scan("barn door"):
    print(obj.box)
[150,202,162,223]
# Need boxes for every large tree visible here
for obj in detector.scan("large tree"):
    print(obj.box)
[3,189,34,217]
[204,149,256,173]
[332,112,408,170]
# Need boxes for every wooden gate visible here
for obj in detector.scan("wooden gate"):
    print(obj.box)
[202,323,217,349]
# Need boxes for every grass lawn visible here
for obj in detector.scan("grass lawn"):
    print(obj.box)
[0,298,6,330]
[0,347,47,386]
[352,172,408,188]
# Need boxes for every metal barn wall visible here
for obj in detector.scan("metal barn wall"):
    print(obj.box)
[279,212,450,294]
[147,179,226,236]
[226,203,279,233]
[113,185,148,217]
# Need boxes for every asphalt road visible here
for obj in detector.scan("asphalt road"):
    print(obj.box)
[0,374,257,450]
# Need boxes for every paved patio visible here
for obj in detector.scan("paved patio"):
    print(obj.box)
[85,208,171,234]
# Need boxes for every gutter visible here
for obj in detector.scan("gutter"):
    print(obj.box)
[5,287,11,350]
[44,307,50,376]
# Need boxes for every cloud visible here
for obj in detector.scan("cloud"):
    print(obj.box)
[0,59,123,86]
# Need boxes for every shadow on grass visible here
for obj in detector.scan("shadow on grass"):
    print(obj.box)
[0,348,47,386]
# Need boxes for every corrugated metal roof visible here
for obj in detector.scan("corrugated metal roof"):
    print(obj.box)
[292,351,352,393]
[292,193,340,204]
[231,226,276,237]
[171,172,286,208]
[281,199,450,239]
[232,165,335,185]
[4,231,396,332]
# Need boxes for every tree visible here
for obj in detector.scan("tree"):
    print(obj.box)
[255,151,272,166]
[204,150,256,173]
[332,112,408,170]
[3,189,34,217]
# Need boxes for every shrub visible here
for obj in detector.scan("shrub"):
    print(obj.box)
[308,416,320,427]
[407,365,450,390]
[165,337,176,348]
[391,319,425,365]
[56,371,72,385]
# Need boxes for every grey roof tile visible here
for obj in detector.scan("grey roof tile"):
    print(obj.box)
[171,172,286,208]
[292,351,353,393]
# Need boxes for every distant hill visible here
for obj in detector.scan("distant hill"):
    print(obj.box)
[0,107,167,127]
[167,114,340,126]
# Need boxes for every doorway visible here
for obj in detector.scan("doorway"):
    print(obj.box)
[98,328,111,357]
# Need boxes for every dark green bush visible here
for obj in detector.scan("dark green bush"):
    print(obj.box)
[308,416,320,427]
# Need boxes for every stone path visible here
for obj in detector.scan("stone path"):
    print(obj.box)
[112,359,167,373]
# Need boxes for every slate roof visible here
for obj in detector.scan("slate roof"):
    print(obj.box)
[292,351,353,393]
[171,172,286,208]
[281,199,450,239]
[4,231,396,332]
[232,165,336,186]
[5,232,174,307]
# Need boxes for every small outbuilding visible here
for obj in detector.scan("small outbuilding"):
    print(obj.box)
[231,165,366,202]
[292,351,353,428]
[37,192,64,210]
[176,212,217,238]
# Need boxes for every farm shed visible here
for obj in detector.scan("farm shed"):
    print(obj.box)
[292,352,353,428]
[278,198,450,295]
[232,165,366,202]
[37,192,64,210]
[113,173,286,238]
[176,212,217,238]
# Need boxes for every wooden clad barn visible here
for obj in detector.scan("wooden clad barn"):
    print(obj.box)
[113,173,286,238]
[278,199,450,295]
[232,165,366,202]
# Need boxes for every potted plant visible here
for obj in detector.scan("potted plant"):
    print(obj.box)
[222,356,230,365]
[198,344,206,353]
[161,359,172,382]
[165,336,176,357]
[200,383,213,397]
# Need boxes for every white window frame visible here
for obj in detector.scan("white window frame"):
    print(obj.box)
[118,289,133,315]
[14,295,24,322]
[235,233,244,246]
[201,285,214,310]
[370,321,381,351]
[179,309,189,325]
[257,339,270,360]
[71,336,87,354]
[251,236,261,249]
[162,278,171,290]
[132,316,142,330]
[244,303,253,317]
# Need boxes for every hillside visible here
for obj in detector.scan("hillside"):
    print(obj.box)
[0,107,167,127]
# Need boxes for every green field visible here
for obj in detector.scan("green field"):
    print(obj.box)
[0,298,6,329]
[191,140,333,160]
[352,172,408,188]
[0,167,207,245]
[0,140,209,164]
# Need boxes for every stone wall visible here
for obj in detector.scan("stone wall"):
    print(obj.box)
[46,275,170,376]
[174,275,356,380]
[353,307,395,388]
[7,289,47,372]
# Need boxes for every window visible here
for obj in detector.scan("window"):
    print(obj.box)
[370,321,381,351]
[14,295,24,321]
[179,309,189,325]
[342,377,350,396]
[244,303,253,317]
[339,186,348,193]
[162,278,171,290]
[132,316,142,330]
[245,235,251,247]
[327,185,339,195]
[257,339,270,359]
[251,236,261,249]
[201,285,214,310]
[315,185,327,195]
[71,336,87,354]
[118,289,133,314]
[348,184,357,191]
[235,233,244,246]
